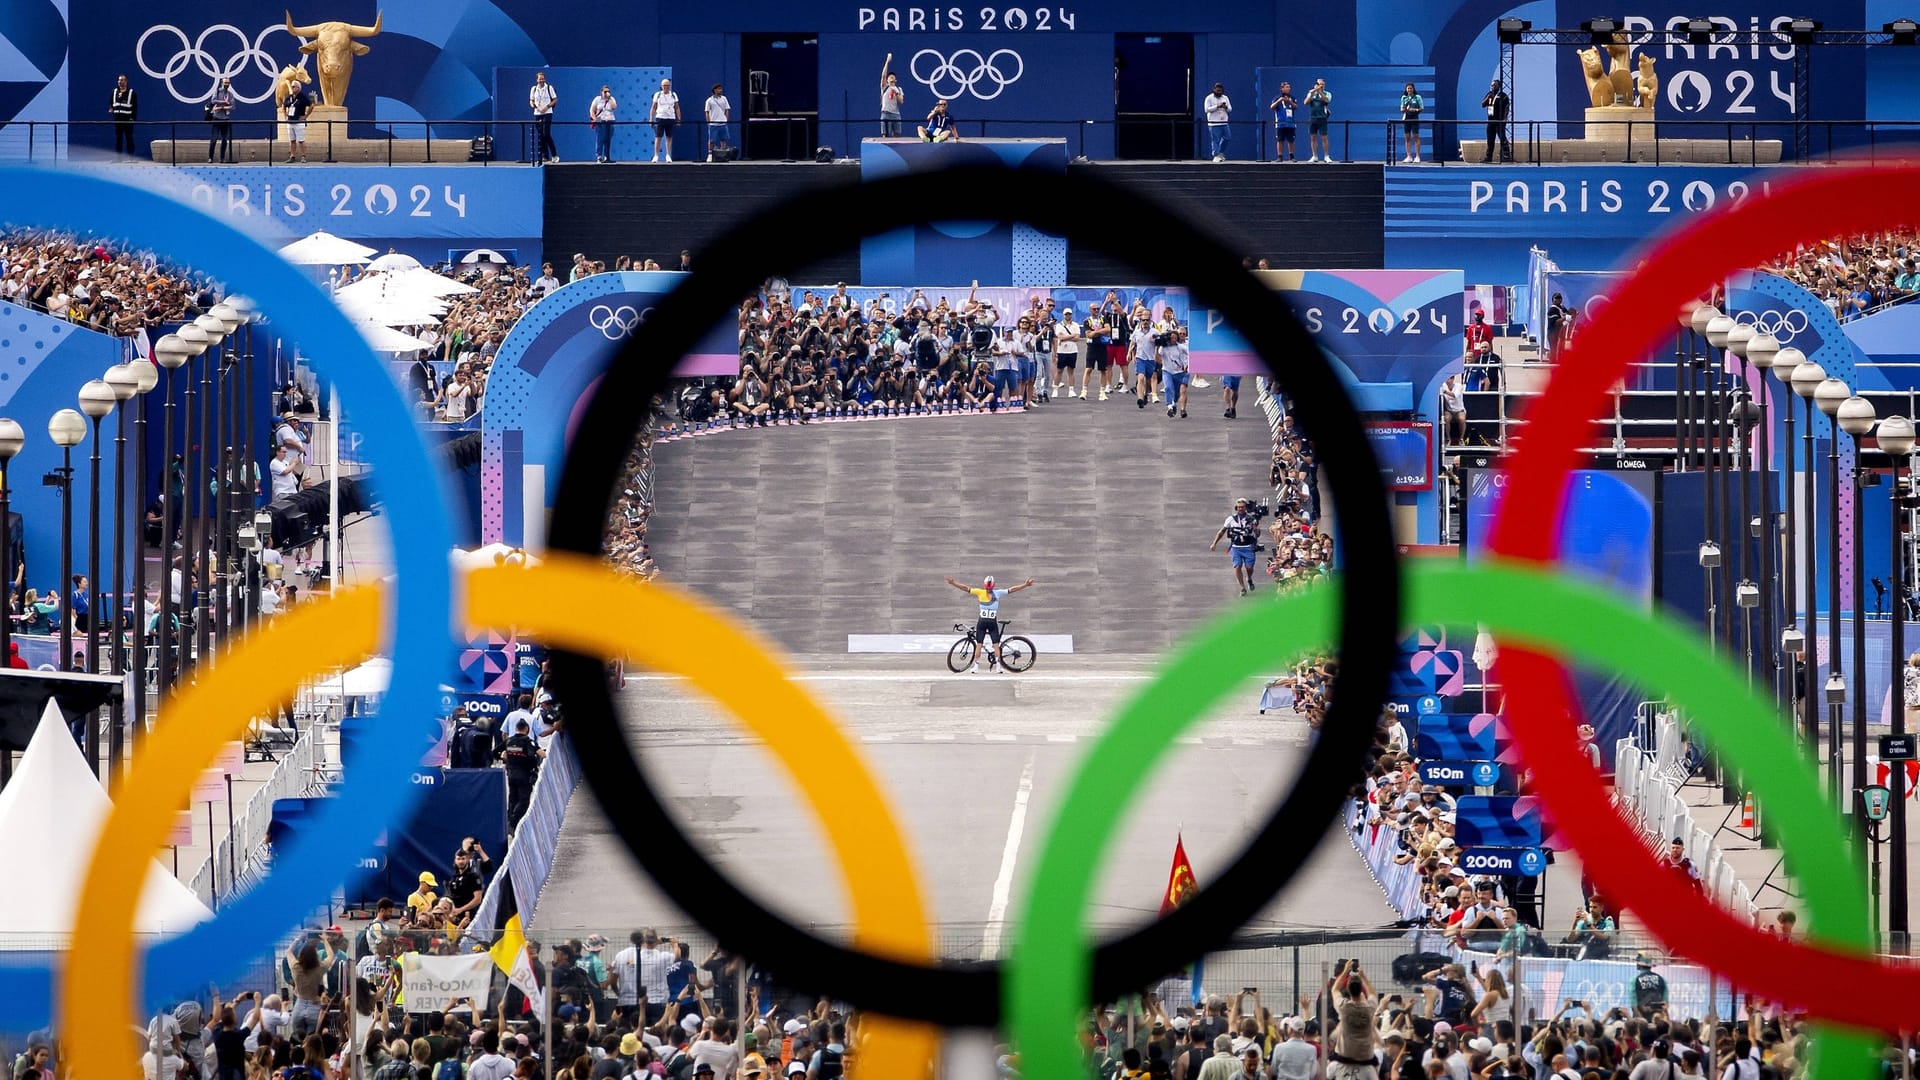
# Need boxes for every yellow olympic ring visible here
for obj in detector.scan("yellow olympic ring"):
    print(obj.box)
[64,556,937,1078]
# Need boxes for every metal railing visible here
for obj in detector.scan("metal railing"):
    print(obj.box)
[16,116,1920,165]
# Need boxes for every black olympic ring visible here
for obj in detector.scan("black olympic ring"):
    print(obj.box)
[545,165,1399,1026]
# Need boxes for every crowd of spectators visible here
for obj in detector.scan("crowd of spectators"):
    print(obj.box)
[661,283,1228,432]
[102,917,875,1080]
[1067,942,1846,1080]
[0,229,211,334]
[1760,229,1920,321]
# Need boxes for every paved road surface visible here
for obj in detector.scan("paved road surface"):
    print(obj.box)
[534,658,1394,947]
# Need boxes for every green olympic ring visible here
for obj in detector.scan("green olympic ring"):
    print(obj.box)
[1007,558,1876,1080]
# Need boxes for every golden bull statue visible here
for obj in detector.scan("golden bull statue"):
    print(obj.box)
[284,10,382,108]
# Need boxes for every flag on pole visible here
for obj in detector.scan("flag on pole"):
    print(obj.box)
[1159,834,1204,1004]
[488,881,545,1017]
[1160,834,1199,917]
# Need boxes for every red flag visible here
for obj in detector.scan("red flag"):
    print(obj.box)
[1160,834,1199,917]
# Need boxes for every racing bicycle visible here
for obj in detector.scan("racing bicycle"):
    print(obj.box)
[947,621,1037,673]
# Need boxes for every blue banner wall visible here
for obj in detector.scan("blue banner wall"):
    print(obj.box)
[28,0,1898,163]
[72,163,545,263]
[480,270,736,547]
[859,138,1066,286]
[1385,164,1790,282]
[0,302,124,608]
[492,65,672,164]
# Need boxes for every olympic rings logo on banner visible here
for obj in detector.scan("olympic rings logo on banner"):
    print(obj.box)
[1732,307,1811,343]
[588,304,648,339]
[135,24,293,104]
[910,48,1024,101]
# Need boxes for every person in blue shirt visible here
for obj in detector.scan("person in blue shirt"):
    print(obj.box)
[943,574,1037,672]
[920,99,958,142]
[1268,83,1298,162]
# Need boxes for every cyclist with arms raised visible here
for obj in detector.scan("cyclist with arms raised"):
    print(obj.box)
[944,573,1036,673]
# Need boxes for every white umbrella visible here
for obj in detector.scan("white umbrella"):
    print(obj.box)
[366,252,423,272]
[391,267,479,296]
[353,320,430,353]
[319,657,391,698]
[339,295,445,328]
[279,231,377,266]
[334,275,454,308]
[459,248,509,265]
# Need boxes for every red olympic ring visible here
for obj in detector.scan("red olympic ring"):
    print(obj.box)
[1487,163,1920,1032]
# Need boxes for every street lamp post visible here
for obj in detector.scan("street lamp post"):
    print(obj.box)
[1675,307,1696,472]
[1695,307,1724,650]
[78,380,115,677]
[1792,360,1828,751]
[102,365,139,783]
[208,302,241,648]
[46,410,84,766]
[190,313,228,669]
[1816,376,1852,805]
[1877,413,1916,948]
[0,420,24,678]
[1748,332,1783,700]
[1707,313,1741,661]
[1841,394,1878,844]
[127,356,157,752]
[1726,322,1757,681]
[155,329,200,695]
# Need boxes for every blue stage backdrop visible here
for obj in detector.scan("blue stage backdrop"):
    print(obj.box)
[492,66,672,163]
[859,138,1066,286]
[480,270,736,548]
[21,0,1897,162]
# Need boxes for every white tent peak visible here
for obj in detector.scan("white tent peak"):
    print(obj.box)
[0,702,212,938]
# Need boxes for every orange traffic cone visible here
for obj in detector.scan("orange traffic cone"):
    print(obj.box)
[1741,792,1755,830]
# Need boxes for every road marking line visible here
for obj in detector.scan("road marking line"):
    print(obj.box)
[1045,733,1077,743]
[981,753,1036,961]
[925,733,956,741]
[985,733,1018,742]
[861,734,895,742]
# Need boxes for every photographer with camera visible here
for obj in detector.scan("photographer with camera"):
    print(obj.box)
[1210,497,1266,597]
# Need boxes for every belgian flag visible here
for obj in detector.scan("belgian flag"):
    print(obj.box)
[488,880,546,1016]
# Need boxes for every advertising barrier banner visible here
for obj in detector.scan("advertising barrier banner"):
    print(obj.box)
[400,953,494,1013]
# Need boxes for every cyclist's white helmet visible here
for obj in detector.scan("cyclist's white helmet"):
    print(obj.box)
[984,575,995,587]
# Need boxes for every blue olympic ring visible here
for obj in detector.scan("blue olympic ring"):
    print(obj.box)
[0,166,456,1025]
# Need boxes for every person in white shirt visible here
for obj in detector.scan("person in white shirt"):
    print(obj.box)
[1204,82,1232,161]
[703,83,730,160]
[880,54,905,136]
[528,72,559,163]
[649,78,681,163]
[268,444,300,499]
[589,85,617,163]
[530,261,562,300]
[1053,307,1081,398]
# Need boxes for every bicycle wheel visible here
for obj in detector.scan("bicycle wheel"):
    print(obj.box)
[946,636,978,673]
[999,636,1037,672]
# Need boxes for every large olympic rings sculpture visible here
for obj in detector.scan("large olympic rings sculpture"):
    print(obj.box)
[135,23,294,105]
[18,162,1920,1080]
[909,47,1025,101]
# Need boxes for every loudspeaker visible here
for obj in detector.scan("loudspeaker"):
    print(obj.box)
[468,135,495,162]
[814,146,834,163]
[710,145,738,162]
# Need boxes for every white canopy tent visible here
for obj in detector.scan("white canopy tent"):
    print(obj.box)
[0,703,212,937]
[366,252,423,273]
[278,231,377,267]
